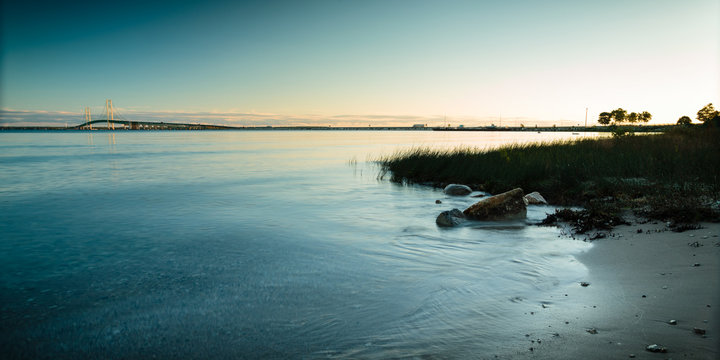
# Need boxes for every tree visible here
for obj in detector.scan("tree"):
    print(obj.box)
[697,103,719,123]
[627,112,638,123]
[611,108,627,123]
[598,112,612,125]
[639,111,652,123]
[677,116,691,125]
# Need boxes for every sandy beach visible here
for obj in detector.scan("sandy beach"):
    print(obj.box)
[503,221,720,359]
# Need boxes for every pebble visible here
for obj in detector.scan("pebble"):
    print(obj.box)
[645,344,667,353]
[668,320,677,325]
[693,263,701,267]
[629,354,636,358]
[435,200,442,204]
[642,295,647,298]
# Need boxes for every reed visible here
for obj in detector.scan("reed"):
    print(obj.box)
[379,127,720,215]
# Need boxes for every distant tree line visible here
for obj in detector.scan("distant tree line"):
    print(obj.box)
[676,103,720,125]
[598,103,720,126]
[597,108,651,125]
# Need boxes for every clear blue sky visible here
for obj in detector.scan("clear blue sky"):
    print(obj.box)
[1,0,718,126]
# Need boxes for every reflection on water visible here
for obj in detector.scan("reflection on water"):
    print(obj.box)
[0,131,592,358]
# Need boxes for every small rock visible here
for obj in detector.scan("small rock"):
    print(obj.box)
[693,327,706,335]
[636,229,642,233]
[668,320,677,325]
[693,263,701,267]
[523,191,548,205]
[662,285,668,289]
[629,354,635,358]
[642,295,647,298]
[580,282,590,287]
[645,344,667,353]
[443,184,472,196]
[436,209,466,227]
[435,200,442,204]
[586,328,598,334]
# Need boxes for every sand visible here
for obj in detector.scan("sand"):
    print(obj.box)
[506,221,720,359]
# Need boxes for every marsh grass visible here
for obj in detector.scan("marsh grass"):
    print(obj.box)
[380,127,720,221]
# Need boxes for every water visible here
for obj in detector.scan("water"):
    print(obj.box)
[0,130,593,358]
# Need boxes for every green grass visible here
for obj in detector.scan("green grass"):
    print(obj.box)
[380,127,720,220]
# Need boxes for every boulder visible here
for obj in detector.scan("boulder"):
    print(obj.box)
[436,209,466,227]
[524,191,548,205]
[443,184,472,196]
[463,188,527,221]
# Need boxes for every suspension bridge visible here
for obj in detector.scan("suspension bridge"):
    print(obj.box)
[73,99,238,130]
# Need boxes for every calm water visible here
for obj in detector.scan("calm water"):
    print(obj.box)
[1,130,593,359]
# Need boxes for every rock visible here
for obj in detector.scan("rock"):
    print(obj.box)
[436,209,466,227]
[586,328,598,334]
[523,191,548,205]
[580,282,590,287]
[463,188,526,221]
[435,200,442,204]
[668,320,677,325]
[693,327,706,335]
[443,184,472,196]
[645,344,667,353]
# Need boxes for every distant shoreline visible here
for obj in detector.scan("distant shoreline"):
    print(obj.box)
[0,125,675,132]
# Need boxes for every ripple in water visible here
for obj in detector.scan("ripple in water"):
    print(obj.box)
[0,131,593,358]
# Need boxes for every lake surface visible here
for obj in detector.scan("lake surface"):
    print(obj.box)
[0,130,594,359]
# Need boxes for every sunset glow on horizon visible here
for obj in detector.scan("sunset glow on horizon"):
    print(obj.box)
[2,0,718,127]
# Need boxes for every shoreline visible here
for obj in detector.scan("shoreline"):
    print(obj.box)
[507,221,719,359]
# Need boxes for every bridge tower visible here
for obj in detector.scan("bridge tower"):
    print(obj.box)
[105,99,115,130]
[84,107,92,130]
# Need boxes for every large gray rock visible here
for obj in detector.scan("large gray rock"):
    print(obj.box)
[443,184,472,196]
[524,191,548,205]
[436,209,466,227]
[463,188,527,221]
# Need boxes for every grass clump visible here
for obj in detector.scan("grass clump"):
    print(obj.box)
[379,127,720,224]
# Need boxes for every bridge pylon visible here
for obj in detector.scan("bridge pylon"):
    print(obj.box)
[105,99,115,130]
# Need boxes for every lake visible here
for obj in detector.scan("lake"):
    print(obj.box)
[0,130,594,359]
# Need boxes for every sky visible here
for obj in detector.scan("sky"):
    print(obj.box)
[1,0,718,127]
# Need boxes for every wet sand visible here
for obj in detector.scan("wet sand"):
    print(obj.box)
[506,221,719,359]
